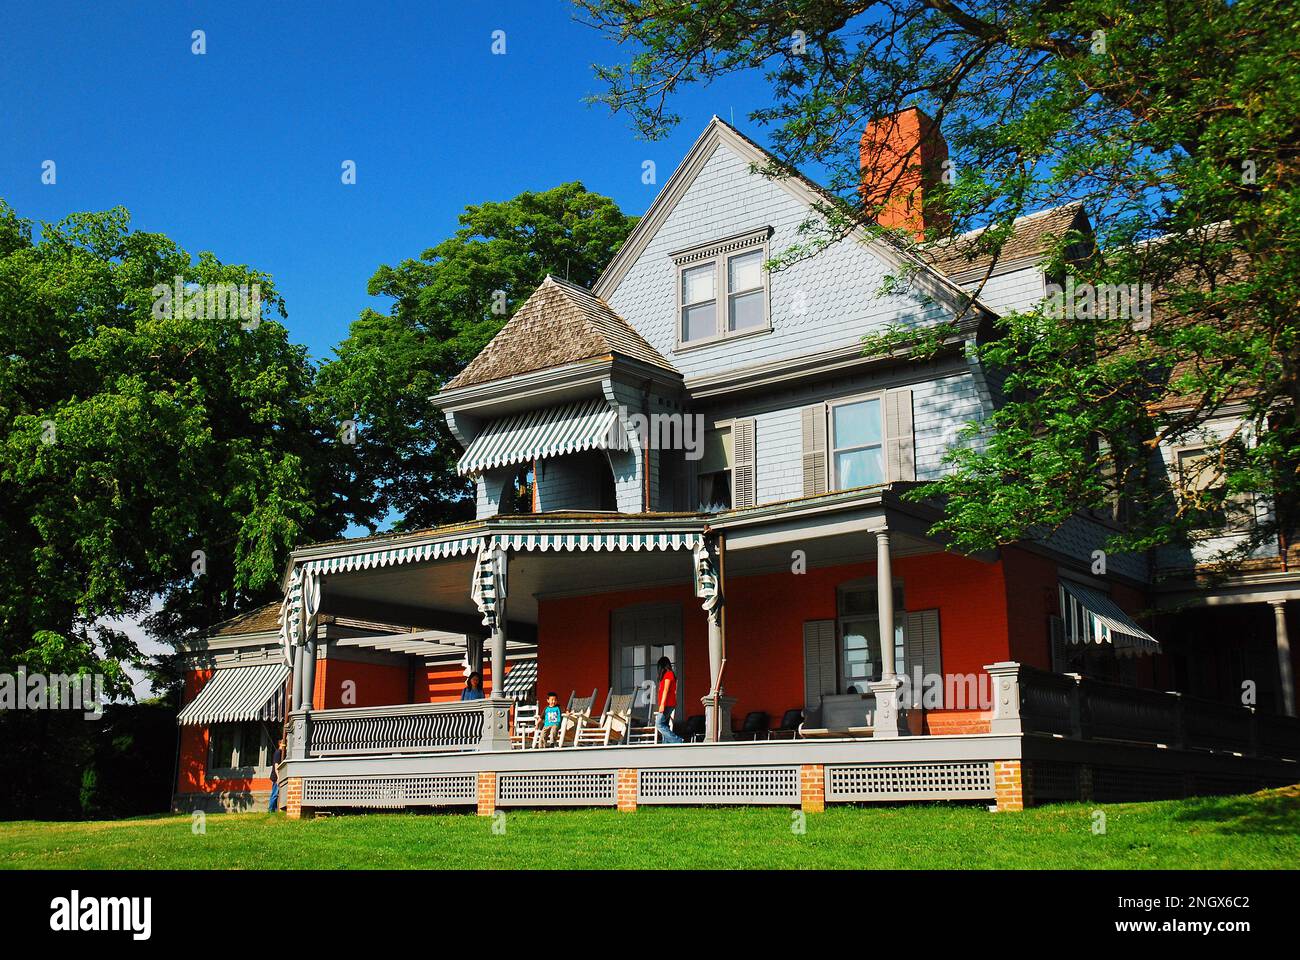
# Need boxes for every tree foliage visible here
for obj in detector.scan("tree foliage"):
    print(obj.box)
[0,201,349,690]
[576,0,1300,568]
[315,182,637,532]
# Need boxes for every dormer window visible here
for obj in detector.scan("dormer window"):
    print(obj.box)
[673,228,772,347]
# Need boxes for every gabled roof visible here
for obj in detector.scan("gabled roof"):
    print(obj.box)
[443,275,678,391]
[921,203,1090,279]
[592,115,995,323]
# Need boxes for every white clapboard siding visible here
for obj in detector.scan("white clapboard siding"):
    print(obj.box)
[732,417,757,509]
[800,404,827,497]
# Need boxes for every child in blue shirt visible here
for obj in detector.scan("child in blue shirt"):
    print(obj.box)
[535,691,562,747]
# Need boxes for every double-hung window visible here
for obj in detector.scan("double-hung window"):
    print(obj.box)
[674,229,771,347]
[830,396,885,489]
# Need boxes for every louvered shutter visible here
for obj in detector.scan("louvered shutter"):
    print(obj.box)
[802,619,837,723]
[731,417,757,508]
[801,405,827,496]
[1049,615,1070,673]
[904,608,942,708]
[885,388,916,482]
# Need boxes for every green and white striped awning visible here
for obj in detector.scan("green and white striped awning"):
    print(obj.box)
[500,658,539,701]
[302,535,481,575]
[177,663,290,726]
[457,398,625,477]
[489,532,702,552]
[1059,581,1159,657]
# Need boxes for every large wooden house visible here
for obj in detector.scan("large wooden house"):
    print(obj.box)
[173,112,1298,816]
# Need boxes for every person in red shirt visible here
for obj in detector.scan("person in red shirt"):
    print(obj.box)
[655,656,684,743]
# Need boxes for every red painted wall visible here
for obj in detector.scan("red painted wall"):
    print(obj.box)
[417,662,495,703]
[536,552,1013,729]
[314,656,409,709]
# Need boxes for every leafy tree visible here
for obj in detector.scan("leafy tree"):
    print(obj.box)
[576,0,1299,568]
[316,182,637,531]
[0,200,349,693]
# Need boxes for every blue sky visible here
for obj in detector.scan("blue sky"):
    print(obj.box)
[0,0,772,363]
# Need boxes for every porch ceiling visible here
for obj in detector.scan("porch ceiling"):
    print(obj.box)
[725,529,940,577]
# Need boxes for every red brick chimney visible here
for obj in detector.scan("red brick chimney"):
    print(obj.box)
[859,107,950,241]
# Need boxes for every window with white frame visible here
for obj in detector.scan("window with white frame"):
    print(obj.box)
[674,230,771,346]
[208,722,268,775]
[830,396,886,489]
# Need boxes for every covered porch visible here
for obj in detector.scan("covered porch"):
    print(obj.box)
[272,492,1300,814]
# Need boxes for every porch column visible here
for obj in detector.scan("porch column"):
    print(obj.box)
[877,532,895,679]
[698,535,734,741]
[301,630,318,711]
[291,644,305,712]
[489,598,507,699]
[868,530,907,737]
[1272,600,1295,717]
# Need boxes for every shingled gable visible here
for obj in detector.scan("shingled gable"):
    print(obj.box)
[443,275,678,391]
[592,115,995,323]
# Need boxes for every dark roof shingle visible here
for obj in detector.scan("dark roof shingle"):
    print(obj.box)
[211,602,282,637]
[922,203,1087,279]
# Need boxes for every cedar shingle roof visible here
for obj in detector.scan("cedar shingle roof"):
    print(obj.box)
[211,602,282,637]
[444,276,678,390]
[922,203,1088,279]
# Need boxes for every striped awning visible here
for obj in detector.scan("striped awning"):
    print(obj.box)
[489,532,701,552]
[456,398,624,476]
[303,534,480,575]
[177,663,290,726]
[1059,581,1160,657]
[500,659,538,701]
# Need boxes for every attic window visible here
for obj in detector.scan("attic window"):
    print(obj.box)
[672,228,772,347]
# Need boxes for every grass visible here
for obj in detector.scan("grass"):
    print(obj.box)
[2,786,1296,870]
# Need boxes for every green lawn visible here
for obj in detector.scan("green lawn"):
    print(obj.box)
[2,787,1296,870]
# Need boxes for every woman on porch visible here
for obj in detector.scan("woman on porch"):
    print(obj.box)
[655,657,683,744]
[460,672,485,701]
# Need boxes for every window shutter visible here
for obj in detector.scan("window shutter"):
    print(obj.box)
[884,388,916,482]
[802,619,837,719]
[801,405,827,497]
[732,417,757,508]
[1049,615,1070,673]
[904,608,941,708]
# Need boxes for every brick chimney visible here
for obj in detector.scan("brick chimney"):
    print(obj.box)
[859,107,950,241]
